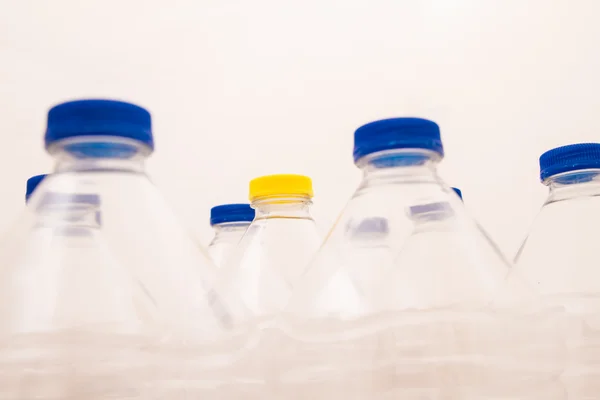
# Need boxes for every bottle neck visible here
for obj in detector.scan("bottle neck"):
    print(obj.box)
[356,149,442,186]
[251,195,313,220]
[545,169,600,202]
[47,136,151,173]
[212,222,251,236]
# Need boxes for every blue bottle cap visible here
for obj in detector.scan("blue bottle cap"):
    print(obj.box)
[45,99,153,150]
[452,187,463,201]
[26,174,48,202]
[353,118,443,163]
[210,204,255,226]
[539,143,600,181]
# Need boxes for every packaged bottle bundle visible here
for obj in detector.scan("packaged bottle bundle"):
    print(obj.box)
[271,118,565,400]
[0,99,253,399]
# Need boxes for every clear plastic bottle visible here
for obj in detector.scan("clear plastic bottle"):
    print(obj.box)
[18,175,123,334]
[208,203,254,267]
[276,118,564,400]
[514,143,600,398]
[219,174,321,324]
[0,100,251,399]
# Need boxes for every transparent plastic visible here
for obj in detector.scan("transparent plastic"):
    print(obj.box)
[208,221,251,268]
[0,136,252,399]
[514,169,600,398]
[219,194,321,324]
[273,149,564,400]
[213,193,321,398]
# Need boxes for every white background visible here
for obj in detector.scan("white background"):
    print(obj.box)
[1,0,599,256]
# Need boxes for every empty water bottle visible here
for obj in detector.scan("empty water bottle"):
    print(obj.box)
[0,99,250,399]
[276,118,564,400]
[208,203,254,267]
[19,174,119,331]
[514,143,600,398]
[219,174,321,324]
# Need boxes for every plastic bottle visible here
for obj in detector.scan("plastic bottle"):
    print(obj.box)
[514,143,600,398]
[0,99,250,399]
[208,203,254,267]
[18,175,120,332]
[219,174,321,324]
[276,118,564,400]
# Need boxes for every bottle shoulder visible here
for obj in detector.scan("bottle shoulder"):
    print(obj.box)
[514,195,600,297]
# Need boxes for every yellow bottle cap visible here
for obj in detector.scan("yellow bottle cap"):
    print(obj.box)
[249,174,314,201]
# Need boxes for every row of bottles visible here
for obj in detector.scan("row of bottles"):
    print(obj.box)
[207,185,464,270]
[9,98,600,398]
